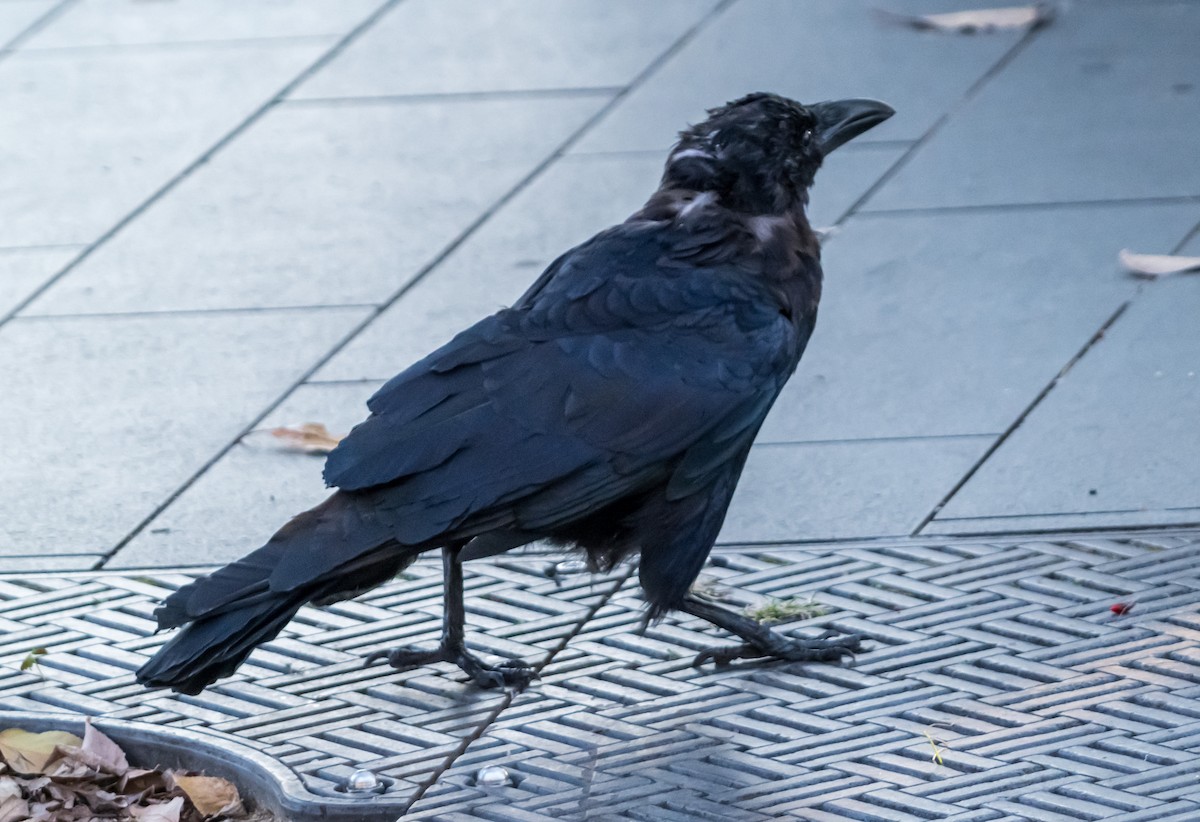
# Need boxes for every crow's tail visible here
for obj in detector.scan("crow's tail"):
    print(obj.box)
[136,493,415,694]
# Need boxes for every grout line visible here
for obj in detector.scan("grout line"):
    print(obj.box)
[16,33,338,55]
[922,519,1200,540]
[0,0,76,54]
[283,85,624,107]
[1170,217,1200,255]
[13,303,378,322]
[852,194,1200,220]
[910,302,1132,535]
[94,0,739,569]
[0,0,407,331]
[833,24,1047,226]
[400,564,636,814]
[752,433,998,448]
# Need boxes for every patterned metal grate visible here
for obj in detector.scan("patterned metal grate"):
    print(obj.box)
[2,531,1200,820]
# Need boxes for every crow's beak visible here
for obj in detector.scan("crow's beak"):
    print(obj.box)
[812,98,895,154]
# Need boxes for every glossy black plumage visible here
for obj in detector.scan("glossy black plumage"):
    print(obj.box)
[138,93,894,694]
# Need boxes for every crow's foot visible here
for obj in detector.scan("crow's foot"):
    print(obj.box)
[365,644,534,689]
[693,632,862,667]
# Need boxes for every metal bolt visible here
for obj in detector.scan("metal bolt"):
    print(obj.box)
[345,769,380,793]
[475,765,512,788]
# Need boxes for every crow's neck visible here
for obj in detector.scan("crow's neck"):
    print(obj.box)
[635,187,821,270]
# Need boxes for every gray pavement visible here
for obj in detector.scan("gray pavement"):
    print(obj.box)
[1,0,1199,819]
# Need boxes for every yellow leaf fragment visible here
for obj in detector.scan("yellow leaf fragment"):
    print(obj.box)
[1119,249,1200,279]
[173,774,244,817]
[266,422,344,454]
[18,647,46,672]
[876,3,1054,34]
[0,729,83,775]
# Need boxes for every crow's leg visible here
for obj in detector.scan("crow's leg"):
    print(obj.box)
[365,545,534,688]
[680,595,862,667]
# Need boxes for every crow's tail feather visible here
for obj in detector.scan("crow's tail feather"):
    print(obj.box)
[136,492,416,694]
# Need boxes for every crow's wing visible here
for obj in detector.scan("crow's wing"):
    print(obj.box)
[304,222,805,585]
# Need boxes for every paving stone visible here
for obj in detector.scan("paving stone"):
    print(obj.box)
[572,0,1021,154]
[0,307,369,556]
[719,437,991,543]
[759,201,1200,443]
[292,0,717,99]
[0,0,52,46]
[313,152,659,382]
[107,382,381,569]
[866,2,1200,210]
[933,276,1200,526]
[0,245,79,317]
[20,0,384,49]
[25,95,608,315]
[0,40,331,247]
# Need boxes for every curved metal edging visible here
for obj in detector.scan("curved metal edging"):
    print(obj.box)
[0,711,408,822]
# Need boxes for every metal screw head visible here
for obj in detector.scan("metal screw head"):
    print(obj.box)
[551,559,588,578]
[475,765,512,788]
[345,769,380,793]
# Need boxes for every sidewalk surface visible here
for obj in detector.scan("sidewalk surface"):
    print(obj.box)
[1,1,1199,819]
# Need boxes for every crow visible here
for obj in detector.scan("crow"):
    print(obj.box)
[137,93,894,694]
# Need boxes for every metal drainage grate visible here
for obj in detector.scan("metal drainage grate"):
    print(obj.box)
[1,531,1199,820]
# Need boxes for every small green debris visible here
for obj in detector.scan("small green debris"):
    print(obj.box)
[19,647,47,672]
[924,729,945,766]
[744,596,826,624]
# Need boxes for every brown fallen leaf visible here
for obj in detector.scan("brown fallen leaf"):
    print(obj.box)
[875,3,1055,34]
[1119,249,1200,279]
[263,422,344,454]
[173,774,243,817]
[0,729,83,775]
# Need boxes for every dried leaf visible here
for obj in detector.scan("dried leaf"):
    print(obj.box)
[1119,249,1200,279]
[0,777,30,822]
[81,719,129,774]
[0,729,83,775]
[173,774,243,817]
[875,3,1054,33]
[131,795,185,822]
[263,422,344,454]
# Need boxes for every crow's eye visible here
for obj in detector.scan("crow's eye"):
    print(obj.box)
[801,129,814,146]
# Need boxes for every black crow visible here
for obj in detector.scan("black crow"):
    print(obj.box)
[137,93,894,694]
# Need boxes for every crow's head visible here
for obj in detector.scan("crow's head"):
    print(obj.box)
[664,93,894,215]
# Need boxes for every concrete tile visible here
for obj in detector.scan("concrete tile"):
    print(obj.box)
[0,246,79,316]
[107,382,380,568]
[0,0,53,46]
[292,0,717,99]
[0,555,105,572]
[571,0,1020,153]
[314,152,661,381]
[0,41,331,247]
[21,0,384,49]
[923,508,1200,537]
[758,201,1200,443]
[807,143,906,228]
[25,95,610,314]
[934,276,1200,523]
[0,307,370,556]
[719,437,992,543]
[867,2,1200,209]
[315,143,906,382]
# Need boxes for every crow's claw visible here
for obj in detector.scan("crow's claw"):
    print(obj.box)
[693,633,863,667]
[365,643,535,689]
